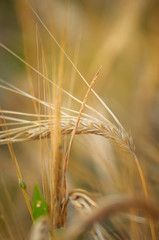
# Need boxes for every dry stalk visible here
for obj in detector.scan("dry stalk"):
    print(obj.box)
[68,189,110,240]
[0,111,33,221]
[64,196,159,240]
[64,66,102,174]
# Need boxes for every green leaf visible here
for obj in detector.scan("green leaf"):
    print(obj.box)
[32,184,48,220]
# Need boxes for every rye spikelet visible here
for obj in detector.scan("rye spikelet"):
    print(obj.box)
[0,117,134,153]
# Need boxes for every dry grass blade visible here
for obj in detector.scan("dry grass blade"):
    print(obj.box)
[0,110,33,221]
[64,66,102,171]
[64,196,159,240]
[69,189,110,240]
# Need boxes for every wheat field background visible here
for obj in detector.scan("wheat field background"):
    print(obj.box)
[0,0,159,239]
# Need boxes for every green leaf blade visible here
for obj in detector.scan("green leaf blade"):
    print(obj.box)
[32,184,48,221]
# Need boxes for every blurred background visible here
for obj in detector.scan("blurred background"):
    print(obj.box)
[0,0,159,239]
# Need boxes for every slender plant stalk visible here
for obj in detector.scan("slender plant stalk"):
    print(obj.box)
[64,66,102,172]
[0,110,33,221]
[132,153,156,240]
